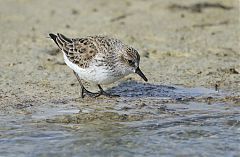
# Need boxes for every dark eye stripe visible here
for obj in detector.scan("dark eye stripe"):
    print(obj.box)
[126,47,140,62]
[128,60,134,65]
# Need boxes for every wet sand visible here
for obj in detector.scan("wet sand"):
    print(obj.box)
[0,0,239,156]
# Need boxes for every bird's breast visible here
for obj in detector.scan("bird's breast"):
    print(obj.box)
[63,53,124,84]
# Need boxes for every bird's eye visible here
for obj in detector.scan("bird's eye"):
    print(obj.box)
[128,60,134,65]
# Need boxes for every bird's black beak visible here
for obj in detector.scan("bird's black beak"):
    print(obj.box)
[135,67,148,82]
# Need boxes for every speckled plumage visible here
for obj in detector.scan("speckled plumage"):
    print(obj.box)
[49,33,147,98]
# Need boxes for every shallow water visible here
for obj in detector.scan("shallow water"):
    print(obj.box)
[0,86,239,157]
[0,109,239,157]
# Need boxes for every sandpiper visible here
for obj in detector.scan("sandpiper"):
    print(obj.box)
[49,33,147,98]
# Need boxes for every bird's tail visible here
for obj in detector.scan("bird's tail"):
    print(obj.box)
[48,33,72,51]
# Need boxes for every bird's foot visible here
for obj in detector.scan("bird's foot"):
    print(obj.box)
[94,90,120,98]
[80,87,100,98]
[80,86,120,98]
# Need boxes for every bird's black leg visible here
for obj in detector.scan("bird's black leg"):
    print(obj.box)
[96,84,120,98]
[73,71,99,98]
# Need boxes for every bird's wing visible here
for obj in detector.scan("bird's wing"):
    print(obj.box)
[49,33,98,68]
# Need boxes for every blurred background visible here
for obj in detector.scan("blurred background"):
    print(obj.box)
[1,0,239,91]
[0,0,239,157]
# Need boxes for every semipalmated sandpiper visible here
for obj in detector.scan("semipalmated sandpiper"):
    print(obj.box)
[49,33,147,98]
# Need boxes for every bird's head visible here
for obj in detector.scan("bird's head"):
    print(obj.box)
[118,46,148,82]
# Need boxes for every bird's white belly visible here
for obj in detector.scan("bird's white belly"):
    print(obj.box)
[63,53,122,85]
